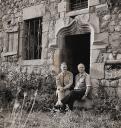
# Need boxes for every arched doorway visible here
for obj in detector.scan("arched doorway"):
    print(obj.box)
[56,18,92,76]
[64,33,90,76]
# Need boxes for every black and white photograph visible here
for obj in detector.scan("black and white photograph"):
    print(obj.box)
[0,0,121,127]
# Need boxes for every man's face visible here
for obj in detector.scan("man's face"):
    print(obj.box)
[61,64,67,72]
[78,64,85,73]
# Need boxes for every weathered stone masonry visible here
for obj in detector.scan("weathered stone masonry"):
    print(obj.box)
[0,0,121,98]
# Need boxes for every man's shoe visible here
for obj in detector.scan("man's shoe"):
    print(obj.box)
[55,101,63,106]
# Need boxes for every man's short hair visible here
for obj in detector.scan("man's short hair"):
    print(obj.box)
[61,62,67,67]
[78,63,85,68]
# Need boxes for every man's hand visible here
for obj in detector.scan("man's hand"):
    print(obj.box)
[81,95,87,100]
[56,87,64,96]
[59,87,64,91]
[57,87,64,92]
[56,90,58,96]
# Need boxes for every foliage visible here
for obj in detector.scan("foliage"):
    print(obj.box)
[0,63,56,112]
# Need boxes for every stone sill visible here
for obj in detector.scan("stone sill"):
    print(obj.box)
[20,59,46,66]
[105,60,121,64]
[2,51,17,56]
[66,8,89,17]
[106,60,121,64]
[96,3,107,10]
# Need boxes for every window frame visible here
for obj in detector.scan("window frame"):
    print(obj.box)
[23,17,42,60]
[2,31,18,57]
[69,0,88,11]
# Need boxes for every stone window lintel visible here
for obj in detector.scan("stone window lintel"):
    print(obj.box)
[66,8,89,17]
[2,51,17,57]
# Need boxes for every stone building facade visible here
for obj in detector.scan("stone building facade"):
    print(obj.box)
[0,0,121,98]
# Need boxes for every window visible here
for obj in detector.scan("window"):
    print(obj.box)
[24,18,42,60]
[100,0,106,4]
[70,0,88,11]
[6,32,18,53]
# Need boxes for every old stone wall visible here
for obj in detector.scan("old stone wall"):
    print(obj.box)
[0,0,60,74]
[0,0,121,100]
[91,5,121,98]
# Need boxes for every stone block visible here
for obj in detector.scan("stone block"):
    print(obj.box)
[41,48,48,59]
[58,1,68,13]
[115,25,121,32]
[108,25,115,33]
[111,80,119,88]
[92,43,108,50]
[27,66,33,74]
[91,79,99,97]
[13,32,18,51]
[118,79,121,97]
[50,0,55,2]
[42,21,49,32]
[112,7,119,14]
[118,79,121,87]
[105,64,121,80]
[89,13,100,33]
[96,4,108,17]
[42,32,48,48]
[111,14,117,20]
[119,21,121,26]
[117,54,121,59]
[109,21,116,26]
[101,21,109,30]
[109,33,121,48]
[18,37,23,56]
[118,13,121,19]
[117,86,121,97]
[104,87,118,97]
[100,80,118,97]
[23,4,45,20]
[60,12,65,18]
[94,32,108,43]
[21,66,27,73]
[0,32,2,37]
[43,13,51,22]
[55,18,65,36]
[19,29,24,38]
[90,49,100,63]
[75,14,89,24]
[102,14,111,21]
[89,0,99,6]
[90,63,105,79]
[53,49,61,69]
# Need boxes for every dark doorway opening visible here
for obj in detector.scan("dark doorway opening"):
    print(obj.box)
[64,33,90,76]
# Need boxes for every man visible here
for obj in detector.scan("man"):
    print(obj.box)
[55,62,73,107]
[61,63,91,110]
